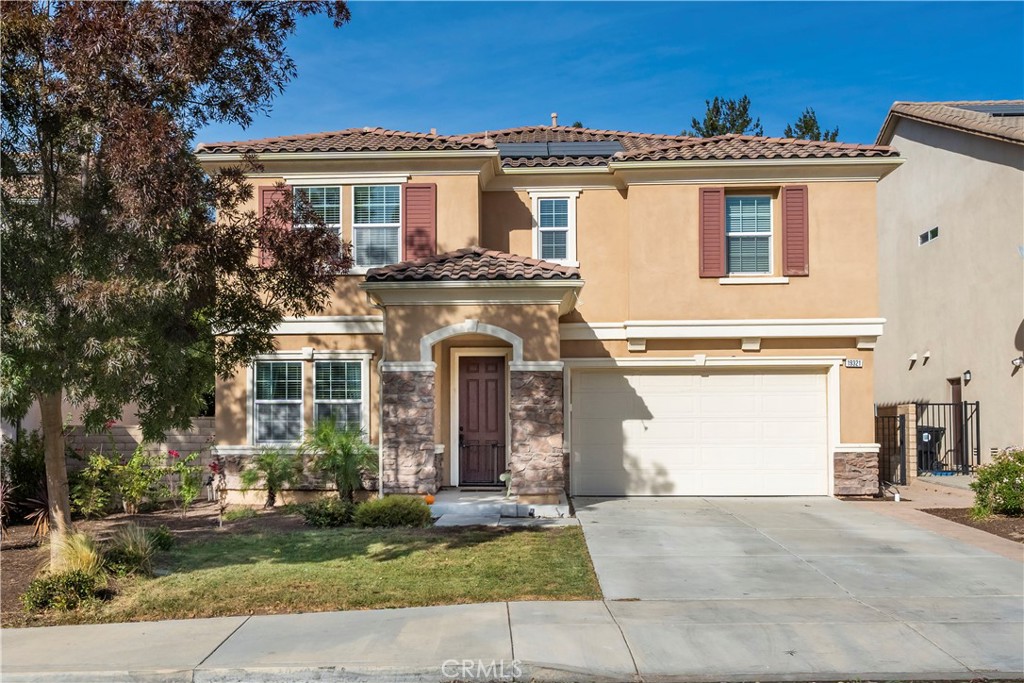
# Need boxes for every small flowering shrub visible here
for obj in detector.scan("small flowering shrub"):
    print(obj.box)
[353,495,432,528]
[22,570,99,612]
[113,446,165,514]
[164,450,203,518]
[70,452,116,518]
[301,497,355,527]
[971,447,1024,518]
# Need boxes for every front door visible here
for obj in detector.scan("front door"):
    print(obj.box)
[458,356,506,485]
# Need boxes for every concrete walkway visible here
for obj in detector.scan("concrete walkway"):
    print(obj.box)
[3,498,1022,682]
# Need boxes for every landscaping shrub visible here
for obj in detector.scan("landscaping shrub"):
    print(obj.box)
[112,446,165,514]
[971,447,1024,518]
[299,423,377,502]
[0,429,46,512]
[70,451,116,518]
[164,450,203,518]
[240,448,303,508]
[147,524,175,551]
[105,523,155,576]
[301,497,355,527]
[52,531,105,578]
[353,496,432,528]
[223,507,258,522]
[22,570,99,612]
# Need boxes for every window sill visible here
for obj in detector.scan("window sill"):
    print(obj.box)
[718,276,790,285]
[538,259,580,268]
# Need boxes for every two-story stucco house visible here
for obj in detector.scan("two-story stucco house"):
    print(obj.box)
[196,123,902,501]
[875,101,1024,464]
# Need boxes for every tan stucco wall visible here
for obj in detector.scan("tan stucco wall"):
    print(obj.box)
[561,338,873,444]
[383,303,562,362]
[216,333,382,446]
[875,120,1024,456]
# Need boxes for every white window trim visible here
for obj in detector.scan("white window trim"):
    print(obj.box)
[529,189,579,267]
[253,360,304,446]
[313,358,371,435]
[352,184,402,269]
[292,185,342,233]
[725,194,773,277]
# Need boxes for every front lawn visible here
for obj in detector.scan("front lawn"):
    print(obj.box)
[13,525,600,626]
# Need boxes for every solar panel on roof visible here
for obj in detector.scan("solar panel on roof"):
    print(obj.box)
[546,141,625,156]
[953,103,1024,117]
[496,141,625,158]
[496,143,549,158]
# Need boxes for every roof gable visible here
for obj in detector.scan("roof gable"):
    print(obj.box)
[877,101,1024,146]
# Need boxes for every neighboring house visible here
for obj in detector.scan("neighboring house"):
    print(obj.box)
[196,122,901,501]
[875,101,1024,466]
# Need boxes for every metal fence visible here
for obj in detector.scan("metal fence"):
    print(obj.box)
[875,414,907,485]
[915,402,981,475]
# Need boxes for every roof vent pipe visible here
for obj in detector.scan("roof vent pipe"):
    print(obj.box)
[551,112,558,126]
[429,128,437,135]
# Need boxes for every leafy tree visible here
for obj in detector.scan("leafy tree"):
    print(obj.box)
[1,1,351,560]
[684,96,764,137]
[299,422,378,503]
[571,121,584,128]
[240,448,303,508]
[784,107,840,142]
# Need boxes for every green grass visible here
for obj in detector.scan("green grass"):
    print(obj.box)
[26,526,600,625]
[221,507,259,522]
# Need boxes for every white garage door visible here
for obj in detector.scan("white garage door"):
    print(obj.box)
[571,370,829,496]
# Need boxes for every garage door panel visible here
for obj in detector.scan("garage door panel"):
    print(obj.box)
[571,369,829,496]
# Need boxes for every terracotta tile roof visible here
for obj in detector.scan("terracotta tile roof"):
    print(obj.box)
[876,100,1024,145]
[612,134,898,162]
[195,127,495,154]
[364,247,581,282]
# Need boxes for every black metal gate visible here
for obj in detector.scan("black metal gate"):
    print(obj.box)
[916,401,981,475]
[875,414,907,485]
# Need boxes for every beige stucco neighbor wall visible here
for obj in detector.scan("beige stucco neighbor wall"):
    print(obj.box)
[875,120,1024,457]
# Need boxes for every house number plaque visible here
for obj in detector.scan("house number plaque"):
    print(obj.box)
[845,359,863,368]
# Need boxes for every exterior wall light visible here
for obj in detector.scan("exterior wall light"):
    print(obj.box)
[1013,356,1024,369]
[962,369,972,384]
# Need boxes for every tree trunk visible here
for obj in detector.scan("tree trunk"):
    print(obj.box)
[39,390,72,564]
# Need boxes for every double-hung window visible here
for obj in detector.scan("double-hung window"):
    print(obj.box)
[294,186,341,237]
[314,360,364,431]
[353,184,401,267]
[726,196,772,275]
[531,190,579,265]
[254,361,303,443]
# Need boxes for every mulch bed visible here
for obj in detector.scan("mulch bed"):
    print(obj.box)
[922,507,1024,544]
[1,501,306,625]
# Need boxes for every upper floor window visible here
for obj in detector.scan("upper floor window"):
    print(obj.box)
[919,226,939,245]
[530,190,579,266]
[254,361,303,444]
[294,186,341,233]
[353,184,401,267]
[726,196,772,275]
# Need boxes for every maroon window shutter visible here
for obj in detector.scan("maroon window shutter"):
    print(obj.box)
[781,185,809,276]
[402,183,436,260]
[699,187,726,278]
[258,185,291,267]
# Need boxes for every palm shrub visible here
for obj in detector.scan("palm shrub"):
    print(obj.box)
[299,422,377,503]
[240,448,303,508]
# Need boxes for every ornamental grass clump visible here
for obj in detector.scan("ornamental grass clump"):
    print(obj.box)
[353,495,432,528]
[971,447,1024,519]
[104,523,155,576]
[50,531,105,578]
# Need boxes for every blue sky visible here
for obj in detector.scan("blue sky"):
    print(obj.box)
[197,2,1024,146]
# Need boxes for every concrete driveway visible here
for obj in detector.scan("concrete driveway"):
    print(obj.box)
[575,496,1024,678]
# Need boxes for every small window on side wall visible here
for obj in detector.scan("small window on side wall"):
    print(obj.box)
[919,226,939,245]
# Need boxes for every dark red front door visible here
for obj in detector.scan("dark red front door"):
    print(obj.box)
[459,356,506,485]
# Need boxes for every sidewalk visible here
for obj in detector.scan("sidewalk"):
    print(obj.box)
[4,594,1022,683]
